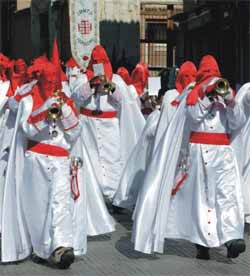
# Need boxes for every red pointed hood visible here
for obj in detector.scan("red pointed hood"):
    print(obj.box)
[117,67,131,85]
[50,38,67,85]
[0,53,10,81]
[186,55,222,105]
[175,61,197,93]
[196,55,221,83]
[27,58,61,106]
[131,62,149,96]
[86,45,113,81]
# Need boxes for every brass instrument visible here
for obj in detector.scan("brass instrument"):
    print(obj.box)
[47,90,65,121]
[214,78,230,96]
[90,75,116,94]
[103,81,116,93]
[48,90,65,138]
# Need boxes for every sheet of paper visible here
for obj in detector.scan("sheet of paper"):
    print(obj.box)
[148,77,161,96]
[93,63,105,76]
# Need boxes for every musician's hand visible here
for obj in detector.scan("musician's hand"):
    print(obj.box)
[222,88,233,101]
[61,103,72,118]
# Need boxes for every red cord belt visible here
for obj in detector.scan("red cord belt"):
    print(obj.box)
[189,132,230,145]
[80,107,117,118]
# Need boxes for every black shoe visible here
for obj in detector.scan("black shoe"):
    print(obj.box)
[195,244,210,260]
[31,254,47,265]
[112,205,124,214]
[50,247,75,269]
[226,239,246,259]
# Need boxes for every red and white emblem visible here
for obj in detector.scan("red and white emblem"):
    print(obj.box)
[78,20,92,36]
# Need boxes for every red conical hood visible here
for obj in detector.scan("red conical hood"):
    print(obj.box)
[186,55,222,105]
[117,67,131,85]
[50,38,64,86]
[86,45,113,81]
[131,62,149,96]
[175,61,197,93]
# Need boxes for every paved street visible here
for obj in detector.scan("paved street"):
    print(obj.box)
[0,210,249,276]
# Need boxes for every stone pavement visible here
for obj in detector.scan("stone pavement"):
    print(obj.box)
[0,211,249,276]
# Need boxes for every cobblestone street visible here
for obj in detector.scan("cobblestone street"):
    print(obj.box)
[0,211,249,276]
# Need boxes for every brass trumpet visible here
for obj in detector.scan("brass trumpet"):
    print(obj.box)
[47,90,65,122]
[103,81,116,93]
[214,78,230,96]
[90,75,116,94]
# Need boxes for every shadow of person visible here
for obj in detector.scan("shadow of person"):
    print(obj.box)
[115,233,159,260]
[163,239,233,264]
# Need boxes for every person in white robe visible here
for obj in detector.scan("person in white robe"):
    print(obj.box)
[72,45,145,202]
[232,83,250,224]
[113,61,197,209]
[132,55,246,260]
[1,58,81,269]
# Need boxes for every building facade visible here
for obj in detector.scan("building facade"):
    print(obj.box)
[174,0,250,87]
[1,0,183,74]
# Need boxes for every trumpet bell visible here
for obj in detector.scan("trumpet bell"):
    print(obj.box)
[48,106,62,121]
[214,78,230,96]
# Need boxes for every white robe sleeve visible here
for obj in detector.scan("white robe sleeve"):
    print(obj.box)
[107,85,123,108]
[72,74,93,105]
[187,96,213,123]
[22,118,49,137]
[61,103,82,144]
[226,100,246,130]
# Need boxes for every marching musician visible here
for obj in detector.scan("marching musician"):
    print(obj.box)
[132,55,246,260]
[72,45,145,203]
[1,57,81,269]
[113,61,197,209]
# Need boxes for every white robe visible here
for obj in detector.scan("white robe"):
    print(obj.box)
[0,80,38,233]
[132,78,245,254]
[113,109,160,209]
[233,83,250,223]
[1,95,82,261]
[0,80,11,233]
[165,96,245,247]
[72,74,145,200]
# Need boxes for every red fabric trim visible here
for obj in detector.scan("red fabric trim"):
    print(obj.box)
[171,99,180,106]
[6,84,13,97]
[64,121,79,131]
[190,132,230,145]
[15,91,32,102]
[80,107,117,118]
[171,172,188,196]
[27,140,69,157]
[28,110,48,124]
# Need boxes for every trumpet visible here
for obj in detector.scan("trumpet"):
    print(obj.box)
[213,78,230,96]
[90,75,116,94]
[47,90,65,122]
[103,81,116,93]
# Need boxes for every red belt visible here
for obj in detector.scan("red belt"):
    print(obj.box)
[80,107,117,118]
[190,132,230,145]
[27,141,69,157]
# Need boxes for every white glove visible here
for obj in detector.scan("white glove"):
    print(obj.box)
[61,103,72,118]
[222,88,234,101]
